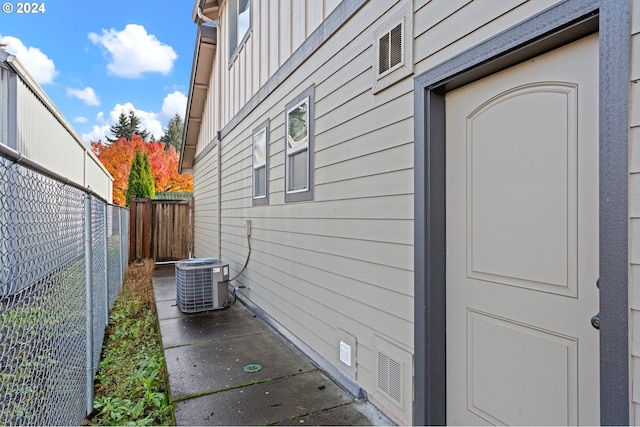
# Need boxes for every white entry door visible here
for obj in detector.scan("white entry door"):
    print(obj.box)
[445,34,599,426]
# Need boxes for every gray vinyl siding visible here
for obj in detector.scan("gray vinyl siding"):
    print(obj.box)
[211,1,415,423]
[190,0,640,423]
[217,0,341,127]
[412,0,558,73]
[193,145,219,259]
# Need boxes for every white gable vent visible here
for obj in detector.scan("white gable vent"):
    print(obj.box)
[378,22,403,76]
[372,0,413,94]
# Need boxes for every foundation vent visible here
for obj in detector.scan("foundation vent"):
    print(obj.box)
[377,350,403,406]
[374,334,413,425]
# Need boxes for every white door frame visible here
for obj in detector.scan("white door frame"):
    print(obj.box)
[413,0,629,425]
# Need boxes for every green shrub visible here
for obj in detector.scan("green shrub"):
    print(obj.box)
[125,150,155,207]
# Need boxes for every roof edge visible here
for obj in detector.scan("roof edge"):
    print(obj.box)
[180,24,217,173]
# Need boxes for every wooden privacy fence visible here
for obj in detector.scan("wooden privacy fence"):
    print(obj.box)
[129,197,194,263]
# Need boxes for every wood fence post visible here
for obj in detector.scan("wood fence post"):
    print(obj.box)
[143,197,152,260]
[128,198,136,264]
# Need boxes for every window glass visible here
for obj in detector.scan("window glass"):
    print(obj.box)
[284,86,314,202]
[237,0,251,46]
[252,125,267,200]
[289,149,308,191]
[287,101,308,149]
[253,128,266,165]
[255,166,266,197]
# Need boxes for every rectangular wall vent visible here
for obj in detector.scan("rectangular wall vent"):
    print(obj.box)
[377,350,403,406]
[378,22,403,75]
[371,0,413,95]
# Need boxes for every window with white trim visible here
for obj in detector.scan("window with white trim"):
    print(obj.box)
[252,120,269,205]
[372,1,413,94]
[285,85,314,202]
[228,0,251,61]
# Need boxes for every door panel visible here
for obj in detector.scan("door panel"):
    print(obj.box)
[446,34,599,426]
[467,309,578,426]
[466,83,578,295]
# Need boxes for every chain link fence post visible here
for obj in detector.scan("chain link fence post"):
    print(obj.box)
[103,203,109,325]
[84,194,94,416]
[119,207,124,288]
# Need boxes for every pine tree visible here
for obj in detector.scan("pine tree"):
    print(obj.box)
[107,110,151,142]
[107,112,130,143]
[128,110,150,141]
[160,113,184,152]
[125,149,155,206]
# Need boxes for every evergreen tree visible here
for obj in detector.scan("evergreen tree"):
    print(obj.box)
[125,149,155,206]
[107,112,130,143]
[127,110,150,141]
[160,113,184,152]
[107,110,151,142]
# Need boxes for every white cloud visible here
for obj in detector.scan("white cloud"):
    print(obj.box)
[82,124,111,143]
[74,116,88,123]
[161,91,187,120]
[110,102,163,139]
[82,102,165,143]
[0,35,58,85]
[88,24,177,78]
[81,93,186,143]
[67,86,100,106]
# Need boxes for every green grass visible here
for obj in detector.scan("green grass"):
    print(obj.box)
[89,260,173,426]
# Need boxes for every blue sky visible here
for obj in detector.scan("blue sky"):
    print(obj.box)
[0,0,198,143]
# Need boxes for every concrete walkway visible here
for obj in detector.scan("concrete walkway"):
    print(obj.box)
[152,265,394,426]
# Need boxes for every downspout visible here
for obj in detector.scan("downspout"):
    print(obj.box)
[217,132,222,261]
[215,19,223,262]
[196,3,222,260]
[196,5,217,25]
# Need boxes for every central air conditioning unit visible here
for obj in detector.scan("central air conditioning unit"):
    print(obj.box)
[175,258,230,313]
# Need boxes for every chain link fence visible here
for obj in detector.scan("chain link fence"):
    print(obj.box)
[0,147,129,426]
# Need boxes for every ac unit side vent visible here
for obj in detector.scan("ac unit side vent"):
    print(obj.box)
[377,350,403,406]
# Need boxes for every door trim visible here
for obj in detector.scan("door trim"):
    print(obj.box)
[413,1,629,425]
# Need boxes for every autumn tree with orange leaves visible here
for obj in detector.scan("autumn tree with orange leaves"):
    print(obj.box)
[91,135,193,206]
